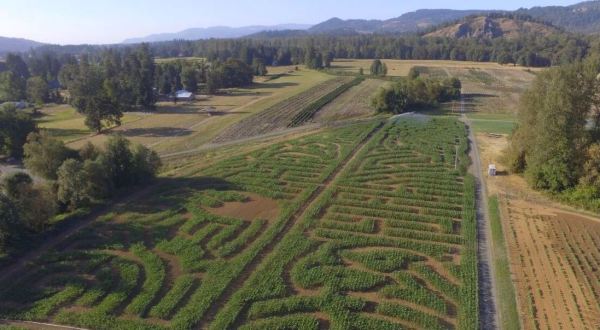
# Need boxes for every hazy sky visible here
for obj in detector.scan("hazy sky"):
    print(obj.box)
[0,0,581,45]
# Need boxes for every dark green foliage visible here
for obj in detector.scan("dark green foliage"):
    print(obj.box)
[0,104,37,158]
[23,131,74,179]
[370,59,388,76]
[371,77,461,114]
[508,56,600,203]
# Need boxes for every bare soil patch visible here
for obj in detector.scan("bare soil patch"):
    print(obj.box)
[205,193,279,222]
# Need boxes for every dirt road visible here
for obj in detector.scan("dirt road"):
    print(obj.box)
[462,113,499,330]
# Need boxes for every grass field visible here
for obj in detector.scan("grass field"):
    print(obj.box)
[466,113,516,135]
[0,115,480,329]
[37,68,331,154]
[488,197,520,330]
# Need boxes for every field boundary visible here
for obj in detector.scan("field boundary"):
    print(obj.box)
[489,196,521,330]
[462,114,499,329]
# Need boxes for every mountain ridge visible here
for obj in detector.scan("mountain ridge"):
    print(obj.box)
[122,24,312,43]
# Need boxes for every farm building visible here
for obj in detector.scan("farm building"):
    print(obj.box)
[175,90,194,101]
[488,164,497,176]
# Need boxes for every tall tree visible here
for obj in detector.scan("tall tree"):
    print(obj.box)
[67,62,123,132]
[26,76,49,106]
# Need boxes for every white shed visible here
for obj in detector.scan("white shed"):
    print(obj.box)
[175,90,194,101]
[488,164,497,176]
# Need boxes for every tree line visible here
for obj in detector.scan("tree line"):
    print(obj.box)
[0,45,259,132]
[0,128,161,255]
[508,55,600,210]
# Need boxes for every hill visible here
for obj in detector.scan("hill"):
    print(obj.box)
[122,24,311,43]
[0,36,44,55]
[309,9,488,34]
[424,15,562,39]
[516,1,600,34]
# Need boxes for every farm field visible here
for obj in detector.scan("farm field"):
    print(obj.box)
[211,116,478,329]
[501,199,600,329]
[0,121,379,329]
[330,59,538,78]
[38,69,332,155]
[0,115,479,330]
[213,76,358,143]
[313,78,390,123]
[476,132,600,330]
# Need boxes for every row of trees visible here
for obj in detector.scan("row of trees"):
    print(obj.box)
[155,58,257,96]
[371,74,462,114]
[507,55,600,209]
[137,33,595,68]
[0,133,161,252]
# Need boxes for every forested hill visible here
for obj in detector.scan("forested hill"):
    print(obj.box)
[0,37,45,56]
[424,15,562,39]
[308,10,488,34]
[516,1,600,34]
[304,1,600,35]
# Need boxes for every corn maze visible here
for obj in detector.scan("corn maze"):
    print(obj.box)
[0,122,378,330]
[0,116,479,330]
[211,117,478,330]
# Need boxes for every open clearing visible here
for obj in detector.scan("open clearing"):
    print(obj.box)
[0,115,480,329]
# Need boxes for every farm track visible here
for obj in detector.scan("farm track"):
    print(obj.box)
[462,113,499,329]
[198,121,384,329]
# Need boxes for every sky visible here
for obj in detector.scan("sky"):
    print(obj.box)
[0,0,582,45]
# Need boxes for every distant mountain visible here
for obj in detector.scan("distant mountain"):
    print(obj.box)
[307,10,491,34]
[309,18,382,34]
[302,2,600,36]
[424,15,562,39]
[0,36,45,55]
[122,24,312,43]
[516,1,600,34]
[121,1,600,44]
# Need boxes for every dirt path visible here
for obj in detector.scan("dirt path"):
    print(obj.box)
[0,319,88,329]
[0,186,155,284]
[198,121,384,329]
[461,112,499,329]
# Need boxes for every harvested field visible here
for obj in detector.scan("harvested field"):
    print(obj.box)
[212,76,355,143]
[330,59,539,77]
[501,199,600,329]
[313,79,389,122]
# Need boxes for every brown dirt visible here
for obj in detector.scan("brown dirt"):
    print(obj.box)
[476,132,600,329]
[204,193,279,222]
